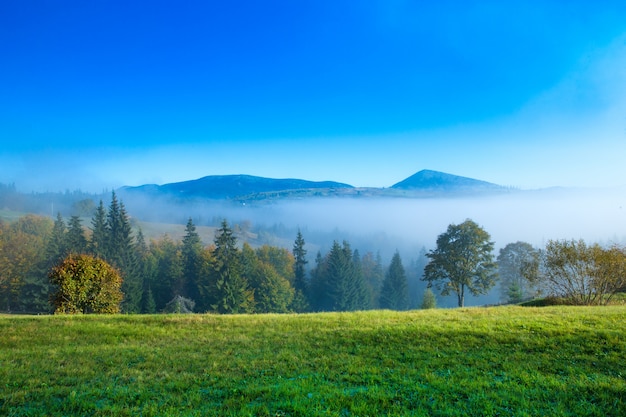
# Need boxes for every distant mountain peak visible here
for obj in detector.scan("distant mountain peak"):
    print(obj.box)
[120,174,354,200]
[391,169,503,192]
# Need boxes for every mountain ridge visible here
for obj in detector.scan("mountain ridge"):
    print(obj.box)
[119,170,509,202]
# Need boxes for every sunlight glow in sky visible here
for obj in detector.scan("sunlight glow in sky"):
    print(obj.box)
[1,1,626,192]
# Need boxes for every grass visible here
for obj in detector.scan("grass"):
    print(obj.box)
[1,307,625,416]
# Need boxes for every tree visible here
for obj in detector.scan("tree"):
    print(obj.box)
[0,215,52,312]
[49,254,123,314]
[311,240,370,312]
[379,251,409,310]
[420,288,437,309]
[89,200,108,258]
[241,243,294,313]
[65,215,88,255]
[361,251,384,308]
[105,193,140,312]
[210,220,253,314]
[46,213,67,265]
[293,230,308,289]
[539,239,626,305]
[149,235,183,311]
[181,218,203,304]
[497,241,541,303]
[423,219,497,307]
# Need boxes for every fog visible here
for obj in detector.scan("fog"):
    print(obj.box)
[121,187,626,255]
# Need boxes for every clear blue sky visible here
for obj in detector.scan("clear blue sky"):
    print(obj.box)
[1,1,626,192]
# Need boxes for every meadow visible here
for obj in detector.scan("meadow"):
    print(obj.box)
[1,306,624,416]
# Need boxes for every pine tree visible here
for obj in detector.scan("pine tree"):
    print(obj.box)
[292,230,308,293]
[291,229,310,312]
[46,213,67,267]
[65,215,87,255]
[320,241,370,312]
[361,251,384,308]
[105,193,140,312]
[90,200,108,258]
[210,220,253,314]
[181,218,203,306]
[380,251,409,310]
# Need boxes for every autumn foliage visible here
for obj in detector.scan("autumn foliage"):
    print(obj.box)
[49,254,123,314]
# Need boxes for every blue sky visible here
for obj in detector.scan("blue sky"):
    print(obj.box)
[1,1,626,192]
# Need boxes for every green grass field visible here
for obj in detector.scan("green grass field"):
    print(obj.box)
[1,307,624,416]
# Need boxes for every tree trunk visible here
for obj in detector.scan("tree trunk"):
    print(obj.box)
[457,285,465,307]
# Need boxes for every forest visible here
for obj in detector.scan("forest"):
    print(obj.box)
[1,191,625,314]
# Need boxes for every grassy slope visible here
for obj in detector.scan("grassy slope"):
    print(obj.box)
[1,307,625,417]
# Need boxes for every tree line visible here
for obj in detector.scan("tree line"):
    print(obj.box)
[1,194,625,314]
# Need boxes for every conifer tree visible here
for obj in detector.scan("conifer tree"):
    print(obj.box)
[291,230,309,312]
[104,192,141,312]
[210,220,253,314]
[181,218,203,305]
[320,241,370,311]
[46,213,67,267]
[361,251,384,308]
[65,215,87,255]
[379,251,410,310]
[90,200,108,258]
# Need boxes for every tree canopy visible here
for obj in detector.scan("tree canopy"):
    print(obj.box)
[49,254,123,314]
[423,219,497,307]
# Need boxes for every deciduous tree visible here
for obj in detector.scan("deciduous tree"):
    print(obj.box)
[539,239,626,305]
[49,254,123,314]
[423,219,497,307]
[497,241,540,303]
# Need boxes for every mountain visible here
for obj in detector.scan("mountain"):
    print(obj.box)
[118,170,508,203]
[391,170,505,193]
[120,175,354,200]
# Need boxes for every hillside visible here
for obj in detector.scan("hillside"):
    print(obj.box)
[1,307,624,416]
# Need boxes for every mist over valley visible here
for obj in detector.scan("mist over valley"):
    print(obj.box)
[2,170,624,308]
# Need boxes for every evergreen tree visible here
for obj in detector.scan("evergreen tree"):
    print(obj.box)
[150,236,183,311]
[309,251,327,311]
[319,241,369,312]
[90,200,108,258]
[361,251,384,308]
[142,286,157,314]
[65,215,87,255]
[105,193,141,312]
[291,229,310,312]
[181,218,203,305]
[45,213,67,268]
[420,288,437,309]
[379,251,409,310]
[210,220,253,314]
[135,228,158,314]
[351,249,372,310]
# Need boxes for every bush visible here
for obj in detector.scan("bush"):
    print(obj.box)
[49,254,123,314]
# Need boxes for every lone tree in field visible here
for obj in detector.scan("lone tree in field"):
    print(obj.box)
[423,219,497,307]
[49,254,123,314]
